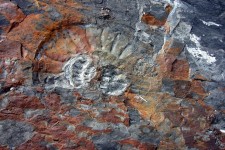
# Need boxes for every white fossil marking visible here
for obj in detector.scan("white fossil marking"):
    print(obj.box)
[63,54,97,88]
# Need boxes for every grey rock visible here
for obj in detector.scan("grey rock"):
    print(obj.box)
[11,0,42,15]
[161,78,175,96]
[24,109,46,119]
[0,97,9,111]
[68,108,80,117]
[0,120,34,147]
[100,65,130,96]
[92,134,111,145]
[0,14,9,25]
[53,87,77,104]
[46,6,62,21]
[95,142,121,150]
[83,120,109,130]
[205,88,225,111]
[128,107,141,125]
[78,89,101,100]
[211,112,225,132]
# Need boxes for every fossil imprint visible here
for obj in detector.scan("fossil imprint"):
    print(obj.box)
[63,54,97,89]
[62,54,130,96]
[48,25,156,96]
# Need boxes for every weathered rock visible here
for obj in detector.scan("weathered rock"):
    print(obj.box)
[0,120,34,147]
[0,0,224,149]
[0,39,21,58]
[100,65,130,96]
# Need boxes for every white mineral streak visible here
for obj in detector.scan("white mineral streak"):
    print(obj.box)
[135,95,148,102]
[200,19,222,27]
[220,129,225,133]
[187,34,216,64]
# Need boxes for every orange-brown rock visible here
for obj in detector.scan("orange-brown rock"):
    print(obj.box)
[75,138,95,150]
[3,72,25,89]
[174,80,191,98]
[157,53,176,78]
[165,4,173,14]
[7,2,84,59]
[157,39,189,80]
[158,139,179,150]
[163,38,184,56]
[33,57,63,73]
[0,59,33,89]
[142,13,166,27]
[0,146,8,150]
[0,0,224,149]
[44,93,61,111]
[171,59,190,80]
[125,92,169,127]
[7,14,50,55]
[0,93,45,121]
[7,93,45,109]
[0,39,21,58]
[42,26,92,63]
[100,108,128,124]
[125,92,155,120]
[190,80,208,99]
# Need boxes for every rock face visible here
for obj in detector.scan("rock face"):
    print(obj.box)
[0,0,225,149]
[0,120,34,148]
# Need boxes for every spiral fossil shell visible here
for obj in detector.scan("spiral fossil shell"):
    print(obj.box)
[42,23,158,97]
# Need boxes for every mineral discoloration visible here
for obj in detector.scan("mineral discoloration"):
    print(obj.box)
[0,0,224,149]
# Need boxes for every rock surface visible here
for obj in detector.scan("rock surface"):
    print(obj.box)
[0,0,225,149]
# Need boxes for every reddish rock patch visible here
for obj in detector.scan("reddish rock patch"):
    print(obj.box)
[0,39,21,58]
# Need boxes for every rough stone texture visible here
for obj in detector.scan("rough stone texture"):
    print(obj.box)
[0,120,34,147]
[0,39,21,58]
[0,0,224,149]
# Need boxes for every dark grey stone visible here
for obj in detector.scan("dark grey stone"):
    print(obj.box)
[68,108,80,117]
[46,6,62,21]
[0,14,10,34]
[92,134,111,144]
[95,142,121,150]
[204,88,225,111]
[128,107,141,125]
[172,0,225,84]
[211,112,225,132]
[0,14,10,26]
[0,120,34,147]
[78,0,138,34]
[100,65,129,96]
[161,78,175,96]
[11,0,43,15]
[78,89,101,100]
[53,87,77,104]
[109,130,129,141]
